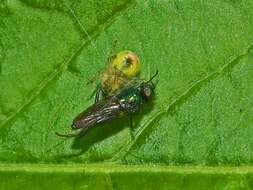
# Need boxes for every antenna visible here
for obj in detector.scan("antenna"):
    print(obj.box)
[147,70,159,83]
[144,70,159,89]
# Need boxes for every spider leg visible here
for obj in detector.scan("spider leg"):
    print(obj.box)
[95,86,107,103]
[95,88,101,103]
[107,40,118,64]
[129,114,135,140]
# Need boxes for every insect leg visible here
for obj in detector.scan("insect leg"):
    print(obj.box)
[86,83,102,102]
[107,40,118,64]
[146,70,159,88]
[95,88,101,103]
[130,114,133,129]
[129,114,135,140]
[95,86,107,103]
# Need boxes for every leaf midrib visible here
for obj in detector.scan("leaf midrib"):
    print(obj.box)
[0,164,253,174]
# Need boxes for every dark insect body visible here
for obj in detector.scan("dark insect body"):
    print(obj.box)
[57,71,158,137]
[72,78,155,130]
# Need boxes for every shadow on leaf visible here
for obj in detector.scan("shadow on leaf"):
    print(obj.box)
[54,101,154,161]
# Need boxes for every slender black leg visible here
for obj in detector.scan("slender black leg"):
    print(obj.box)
[130,115,133,129]
[95,87,107,103]
[107,40,118,64]
[95,88,101,103]
[129,115,135,140]
[101,88,107,99]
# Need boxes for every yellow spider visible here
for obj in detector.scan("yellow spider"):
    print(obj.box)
[88,50,141,102]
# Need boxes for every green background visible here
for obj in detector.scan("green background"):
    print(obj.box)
[0,0,253,189]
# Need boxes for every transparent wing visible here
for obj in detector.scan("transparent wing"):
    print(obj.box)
[72,99,123,129]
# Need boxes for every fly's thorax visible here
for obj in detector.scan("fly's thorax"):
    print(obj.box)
[115,87,142,114]
[118,87,142,105]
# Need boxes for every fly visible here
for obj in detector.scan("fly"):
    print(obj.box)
[56,70,158,137]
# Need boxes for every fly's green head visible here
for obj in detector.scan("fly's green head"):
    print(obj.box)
[140,83,155,102]
[139,70,159,102]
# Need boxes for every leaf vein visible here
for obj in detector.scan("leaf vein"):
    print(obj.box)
[111,44,253,161]
[0,1,136,129]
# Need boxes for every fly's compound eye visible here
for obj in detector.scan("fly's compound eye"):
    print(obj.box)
[141,84,153,101]
[144,86,151,97]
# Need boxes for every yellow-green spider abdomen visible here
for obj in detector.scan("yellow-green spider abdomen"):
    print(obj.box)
[101,50,141,96]
[111,51,141,78]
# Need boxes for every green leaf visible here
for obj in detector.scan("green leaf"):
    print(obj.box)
[0,0,253,189]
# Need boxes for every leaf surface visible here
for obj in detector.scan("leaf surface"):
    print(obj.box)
[0,0,253,189]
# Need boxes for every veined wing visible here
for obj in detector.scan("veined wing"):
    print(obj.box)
[72,99,123,130]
